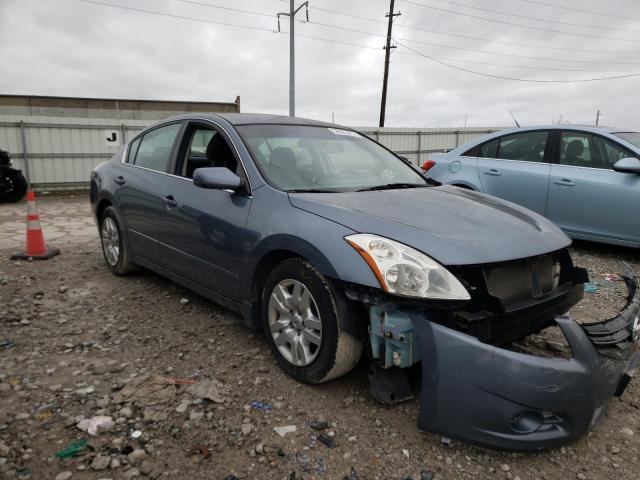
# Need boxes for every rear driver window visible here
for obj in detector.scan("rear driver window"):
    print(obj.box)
[133,123,181,172]
[497,131,548,162]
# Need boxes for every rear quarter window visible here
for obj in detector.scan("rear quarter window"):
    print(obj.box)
[463,138,499,158]
[127,137,141,163]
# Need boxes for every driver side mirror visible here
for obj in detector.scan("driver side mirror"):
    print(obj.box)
[193,167,243,191]
[613,157,640,174]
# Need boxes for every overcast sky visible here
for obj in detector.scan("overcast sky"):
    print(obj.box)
[1,0,639,128]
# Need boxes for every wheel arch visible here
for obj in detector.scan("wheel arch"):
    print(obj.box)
[241,237,368,338]
[244,235,339,304]
[96,198,113,224]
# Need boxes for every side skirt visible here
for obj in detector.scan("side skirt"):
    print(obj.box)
[131,254,246,320]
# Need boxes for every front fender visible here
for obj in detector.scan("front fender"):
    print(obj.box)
[241,187,383,304]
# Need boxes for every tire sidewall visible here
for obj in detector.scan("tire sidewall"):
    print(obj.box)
[0,170,27,203]
[262,258,341,384]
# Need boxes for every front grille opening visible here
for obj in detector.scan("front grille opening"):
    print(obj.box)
[484,254,560,305]
[440,249,586,346]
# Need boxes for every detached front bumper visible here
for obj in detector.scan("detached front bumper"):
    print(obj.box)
[410,270,640,451]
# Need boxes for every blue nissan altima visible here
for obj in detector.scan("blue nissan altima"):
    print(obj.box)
[425,125,640,248]
[90,114,640,450]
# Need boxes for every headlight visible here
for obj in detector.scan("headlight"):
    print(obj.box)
[345,233,470,300]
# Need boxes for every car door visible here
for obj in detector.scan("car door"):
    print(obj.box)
[115,122,183,264]
[477,130,552,215]
[547,130,640,244]
[154,120,252,301]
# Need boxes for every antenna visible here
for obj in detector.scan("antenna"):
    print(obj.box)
[508,110,520,127]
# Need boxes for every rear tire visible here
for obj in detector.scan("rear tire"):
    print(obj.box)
[100,206,136,276]
[262,258,363,384]
[0,169,27,203]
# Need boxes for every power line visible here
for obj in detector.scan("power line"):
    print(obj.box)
[178,0,273,18]
[74,0,276,32]
[71,0,640,79]
[425,0,640,33]
[276,0,640,54]
[289,31,624,73]
[399,0,640,43]
[306,20,640,65]
[519,0,640,22]
[392,38,640,83]
[306,3,639,54]
[194,0,640,55]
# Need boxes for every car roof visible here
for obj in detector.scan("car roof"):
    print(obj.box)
[161,112,338,128]
[493,125,635,135]
[447,124,640,155]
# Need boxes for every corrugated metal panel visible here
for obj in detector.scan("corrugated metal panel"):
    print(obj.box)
[0,115,151,190]
[0,115,505,190]
[356,126,502,163]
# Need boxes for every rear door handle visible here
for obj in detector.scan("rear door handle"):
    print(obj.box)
[554,178,575,187]
[161,194,177,208]
[114,175,126,185]
[483,169,501,176]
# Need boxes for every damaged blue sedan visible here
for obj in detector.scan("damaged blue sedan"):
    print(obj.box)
[90,114,640,450]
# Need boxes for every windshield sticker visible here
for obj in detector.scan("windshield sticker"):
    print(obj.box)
[328,128,360,137]
[380,169,396,180]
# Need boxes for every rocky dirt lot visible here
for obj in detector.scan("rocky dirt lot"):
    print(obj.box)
[1,196,639,480]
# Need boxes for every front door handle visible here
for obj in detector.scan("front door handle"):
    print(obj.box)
[161,194,177,208]
[554,178,575,187]
[114,175,126,185]
[484,169,501,176]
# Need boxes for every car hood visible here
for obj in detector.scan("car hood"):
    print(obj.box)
[288,185,571,266]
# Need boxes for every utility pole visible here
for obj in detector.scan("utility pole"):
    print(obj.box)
[277,1,309,117]
[379,0,400,127]
[596,109,601,126]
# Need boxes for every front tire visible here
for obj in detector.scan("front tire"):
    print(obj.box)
[100,206,136,276]
[262,258,363,384]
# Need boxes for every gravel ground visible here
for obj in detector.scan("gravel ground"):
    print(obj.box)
[1,197,639,480]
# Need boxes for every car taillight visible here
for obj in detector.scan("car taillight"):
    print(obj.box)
[421,160,436,172]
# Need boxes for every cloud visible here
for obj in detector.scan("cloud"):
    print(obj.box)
[1,0,639,128]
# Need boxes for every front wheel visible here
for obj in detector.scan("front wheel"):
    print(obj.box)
[262,258,363,384]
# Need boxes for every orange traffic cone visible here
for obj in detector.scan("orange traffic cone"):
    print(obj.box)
[11,191,60,260]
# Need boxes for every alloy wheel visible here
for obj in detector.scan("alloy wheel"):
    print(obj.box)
[268,279,322,366]
[101,217,120,266]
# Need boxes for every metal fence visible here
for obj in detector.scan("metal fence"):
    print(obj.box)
[0,115,503,191]
[357,126,502,165]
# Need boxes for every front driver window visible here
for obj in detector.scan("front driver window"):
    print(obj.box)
[497,131,548,162]
[591,135,633,169]
[560,132,592,167]
[179,125,238,179]
[558,132,629,169]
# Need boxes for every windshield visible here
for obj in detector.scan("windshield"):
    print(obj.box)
[237,124,427,192]
[613,132,640,150]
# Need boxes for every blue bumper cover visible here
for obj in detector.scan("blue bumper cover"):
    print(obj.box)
[411,272,640,450]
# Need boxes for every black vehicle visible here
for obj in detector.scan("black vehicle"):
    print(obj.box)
[0,149,28,202]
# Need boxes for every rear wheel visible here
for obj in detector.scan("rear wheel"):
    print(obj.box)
[262,258,363,384]
[100,206,136,275]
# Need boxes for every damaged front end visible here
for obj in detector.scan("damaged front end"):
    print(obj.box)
[362,259,640,451]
